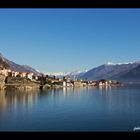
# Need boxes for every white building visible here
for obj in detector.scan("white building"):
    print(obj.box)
[27,73,34,80]
[99,82,103,86]
[12,71,20,77]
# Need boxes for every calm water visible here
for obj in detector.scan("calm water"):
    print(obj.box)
[0,84,140,131]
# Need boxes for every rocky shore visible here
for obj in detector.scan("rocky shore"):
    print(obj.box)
[0,75,40,90]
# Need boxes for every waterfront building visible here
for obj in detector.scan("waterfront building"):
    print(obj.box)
[26,73,34,80]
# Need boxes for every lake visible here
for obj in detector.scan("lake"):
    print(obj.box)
[0,84,140,131]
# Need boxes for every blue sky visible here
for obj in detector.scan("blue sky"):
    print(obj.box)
[0,9,140,72]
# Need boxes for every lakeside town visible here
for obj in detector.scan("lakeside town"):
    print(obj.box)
[0,67,122,90]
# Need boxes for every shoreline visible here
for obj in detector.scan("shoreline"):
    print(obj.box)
[0,83,123,91]
[0,75,123,91]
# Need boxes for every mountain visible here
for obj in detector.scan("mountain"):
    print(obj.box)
[117,64,140,81]
[0,54,10,70]
[80,62,140,81]
[44,72,68,78]
[0,53,42,76]
[45,70,87,79]
[66,70,87,80]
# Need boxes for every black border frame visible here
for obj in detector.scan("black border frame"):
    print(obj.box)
[0,0,140,139]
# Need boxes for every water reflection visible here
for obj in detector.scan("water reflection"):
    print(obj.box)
[0,89,41,120]
[0,86,140,114]
[0,90,7,113]
[97,85,140,114]
[0,85,140,131]
[98,86,112,105]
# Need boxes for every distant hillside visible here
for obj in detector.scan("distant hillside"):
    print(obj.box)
[117,64,140,81]
[45,70,87,79]
[0,53,10,69]
[0,53,42,76]
[80,62,140,81]
[66,70,87,80]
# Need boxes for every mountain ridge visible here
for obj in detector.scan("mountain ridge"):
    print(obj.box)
[79,61,140,81]
[1,52,140,81]
[0,53,42,76]
[116,64,140,81]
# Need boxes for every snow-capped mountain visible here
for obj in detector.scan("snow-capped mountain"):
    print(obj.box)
[65,70,87,80]
[0,53,42,76]
[80,61,140,81]
[44,70,87,79]
[44,72,68,77]
[105,61,137,65]
[1,52,140,81]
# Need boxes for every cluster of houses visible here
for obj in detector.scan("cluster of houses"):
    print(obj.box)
[0,68,39,81]
[45,75,121,88]
[0,68,122,88]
